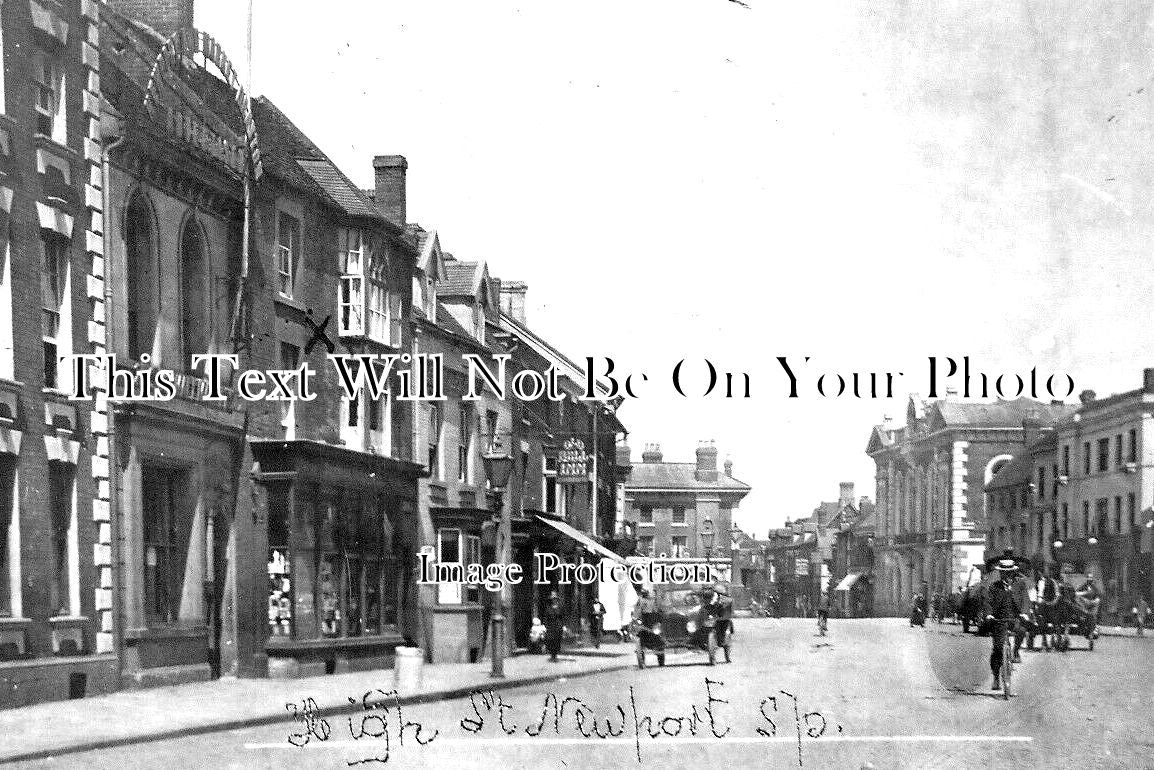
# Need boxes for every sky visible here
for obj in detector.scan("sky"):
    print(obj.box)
[194,0,1154,536]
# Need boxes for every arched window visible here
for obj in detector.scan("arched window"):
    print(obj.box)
[124,193,156,363]
[180,220,208,365]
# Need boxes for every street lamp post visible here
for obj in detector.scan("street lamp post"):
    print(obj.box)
[483,443,514,679]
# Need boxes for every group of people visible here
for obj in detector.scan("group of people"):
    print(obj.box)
[527,592,610,661]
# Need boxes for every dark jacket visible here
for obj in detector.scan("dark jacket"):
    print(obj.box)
[981,579,1021,621]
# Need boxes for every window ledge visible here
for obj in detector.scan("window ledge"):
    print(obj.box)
[124,624,208,641]
[274,295,307,314]
[48,615,88,625]
[33,133,76,160]
[0,616,33,626]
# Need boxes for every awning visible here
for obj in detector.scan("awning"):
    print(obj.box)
[534,515,625,563]
[834,573,860,591]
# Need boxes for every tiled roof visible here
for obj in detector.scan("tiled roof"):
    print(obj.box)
[434,302,475,341]
[935,398,1075,428]
[628,462,751,491]
[297,159,380,219]
[251,97,333,200]
[442,261,481,297]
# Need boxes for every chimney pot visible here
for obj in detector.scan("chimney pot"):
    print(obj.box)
[373,155,408,227]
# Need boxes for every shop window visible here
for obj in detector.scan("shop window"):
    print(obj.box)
[267,485,292,637]
[180,221,208,366]
[0,456,14,616]
[125,192,156,364]
[48,462,75,617]
[638,535,654,556]
[41,230,68,389]
[143,466,188,625]
[33,53,66,145]
[436,528,480,604]
[276,212,299,299]
[671,535,688,558]
[311,497,396,639]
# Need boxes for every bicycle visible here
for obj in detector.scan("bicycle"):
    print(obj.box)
[999,625,1013,699]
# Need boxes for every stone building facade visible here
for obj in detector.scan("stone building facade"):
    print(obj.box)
[866,395,1074,616]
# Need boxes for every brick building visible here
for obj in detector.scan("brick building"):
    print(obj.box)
[866,395,1075,616]
[986,371,1154,624]
[0,0,109,706]
[624,443,750,584]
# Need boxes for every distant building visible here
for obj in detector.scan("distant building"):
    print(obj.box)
[986,370,1154,623]
[866,395,1075,616]
[624,443,750,582]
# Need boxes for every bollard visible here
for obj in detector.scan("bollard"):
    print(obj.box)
[393,646,424,694]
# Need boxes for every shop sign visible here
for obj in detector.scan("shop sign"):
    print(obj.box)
[558,437,588,482]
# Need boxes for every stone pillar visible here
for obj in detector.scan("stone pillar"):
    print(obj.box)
[121,446,144,634]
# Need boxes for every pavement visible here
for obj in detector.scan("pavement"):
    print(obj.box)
[0,643,634,765]
[19,617,1154,769]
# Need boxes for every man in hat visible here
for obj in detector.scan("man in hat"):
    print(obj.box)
[982,557,1025,691]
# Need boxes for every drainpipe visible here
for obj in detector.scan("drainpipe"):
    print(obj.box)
[101,122,126,681]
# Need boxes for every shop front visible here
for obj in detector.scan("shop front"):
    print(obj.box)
[251,440,423,677]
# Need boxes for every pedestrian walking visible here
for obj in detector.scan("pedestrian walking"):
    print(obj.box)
[1134,596,1149,637]
[589,597,605,648]
[544,591,564,662]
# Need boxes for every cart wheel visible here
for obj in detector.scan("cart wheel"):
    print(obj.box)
[636,651,645,669]
[657,654,665,667]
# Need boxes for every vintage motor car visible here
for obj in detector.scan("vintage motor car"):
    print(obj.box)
[633,584,733,668]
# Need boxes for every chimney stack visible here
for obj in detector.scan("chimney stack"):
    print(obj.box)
[723,457,733,477]
[1144,368,1154,394]
[108,0,194,38]
[500,281,528,324]
[616,443,632,466]
[641,443,663,463]
[839,482,855,509]
[695,440,718,482]
[373,155,408,227]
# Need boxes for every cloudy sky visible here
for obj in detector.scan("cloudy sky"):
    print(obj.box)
[196,0,1154,535]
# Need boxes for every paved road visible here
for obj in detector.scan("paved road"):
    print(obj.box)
[20,618,1152,769]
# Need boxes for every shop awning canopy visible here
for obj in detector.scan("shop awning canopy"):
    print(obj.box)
[834,573,860,591]
[535,515,625,563]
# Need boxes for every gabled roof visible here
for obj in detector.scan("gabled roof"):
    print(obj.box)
[297,159,380,219]
[628,462,751,492]
[442,260,489,299]
[866,424,896,454]
[415,228,447,280]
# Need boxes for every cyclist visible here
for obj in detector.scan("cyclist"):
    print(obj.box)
[982,557,1024,691]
